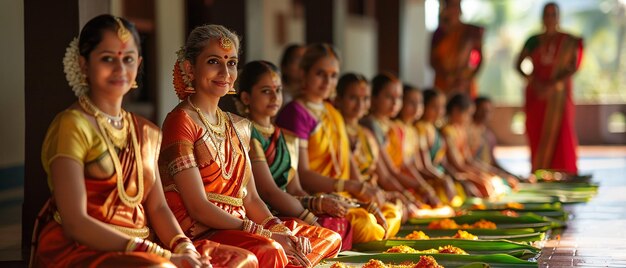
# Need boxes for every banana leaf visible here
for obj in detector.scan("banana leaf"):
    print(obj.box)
[395,228,545,243]
[466,208,567,220]
[351,239,540,257]
[406,213,563,231]
[327,252,537,268]
[463,202,567,220]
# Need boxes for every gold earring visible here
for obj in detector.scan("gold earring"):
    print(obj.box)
[131,81,139,89]
[227,88,237,95]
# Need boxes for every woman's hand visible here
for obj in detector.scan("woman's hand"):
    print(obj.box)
[272,233,312,268]
[354,182,386,206]
[319,196,350,218]
[170,252,212,268]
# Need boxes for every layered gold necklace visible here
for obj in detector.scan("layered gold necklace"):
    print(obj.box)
[187,96,240,180]
[252,121,275,137]
[78,94,144,208]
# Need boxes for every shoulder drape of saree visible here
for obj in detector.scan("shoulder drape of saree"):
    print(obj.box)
[307,102,351,180]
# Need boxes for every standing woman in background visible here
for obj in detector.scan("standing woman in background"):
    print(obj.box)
[160,24,311,267]
[32,15,215,267]
[515,2,583,175]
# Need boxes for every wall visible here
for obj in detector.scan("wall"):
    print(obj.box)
[0,0,25,168]
[155,0,185,125]
[343,16,377,78]
[400,0,433,88]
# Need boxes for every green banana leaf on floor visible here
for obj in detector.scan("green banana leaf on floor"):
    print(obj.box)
[406,213,564,232]
[394,228,545,243]
[351,239,539,259]
[463,202,568,220]
[327,252,537,268]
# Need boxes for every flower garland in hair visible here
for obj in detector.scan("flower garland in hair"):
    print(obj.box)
[173,46,195,100]
[62,38,89,96]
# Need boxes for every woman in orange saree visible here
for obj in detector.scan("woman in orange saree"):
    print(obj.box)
[161,25,314,268]
[430,0,483,98]
[32,15,252,268]
[237,60,342,265]
[275,44,395,245]
[516,3,583,175]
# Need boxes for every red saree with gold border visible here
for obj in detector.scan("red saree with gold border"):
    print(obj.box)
[524,33,583,174]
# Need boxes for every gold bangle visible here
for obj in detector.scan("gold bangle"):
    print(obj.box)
[334,180,345,192]
[269,224,292,235]
[162,249,172,260]
[125,237,141,252]
[358,182,368,195]
[261,216,277,227]
[168,234,188,249]
[260,228,272,238]
[174,241,197,254]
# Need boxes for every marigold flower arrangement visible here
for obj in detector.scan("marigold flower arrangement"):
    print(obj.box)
[172,47,196,100]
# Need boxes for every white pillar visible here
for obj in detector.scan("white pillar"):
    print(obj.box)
[155,0,185,125]
[400,0,433,88]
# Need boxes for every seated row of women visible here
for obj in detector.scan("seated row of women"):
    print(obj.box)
[32,15,517,268]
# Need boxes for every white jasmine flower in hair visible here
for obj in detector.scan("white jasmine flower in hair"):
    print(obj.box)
[63,38,89,96]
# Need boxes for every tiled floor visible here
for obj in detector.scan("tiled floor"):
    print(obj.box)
[497,146,626,267]
[0,146,625,267]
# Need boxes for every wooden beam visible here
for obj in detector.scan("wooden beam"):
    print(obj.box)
[375,0,400,74]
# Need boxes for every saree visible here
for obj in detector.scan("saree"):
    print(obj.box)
[249,125,342,265]
[523,33,583,174]
[348,125,379,183]
[431,23,483,97]
[34,110,190,267]
[467,123,497,165]
[160,108,283,268]
[415,121,446,172]
[361,117,405,170]
[276,101,400,244]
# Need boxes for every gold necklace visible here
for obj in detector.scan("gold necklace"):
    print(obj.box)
[252,121,275,136]
[79,95,128,148]
[304,100,325,119]
[78,95,144,208]
[187,98,238,180]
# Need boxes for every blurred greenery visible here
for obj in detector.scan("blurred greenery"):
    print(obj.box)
[459,0,626,105]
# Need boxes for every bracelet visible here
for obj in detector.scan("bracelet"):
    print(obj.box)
[366,202,378,214]
[173,241,197,254]
[311,196,324,214]
[242,218,273,238]
[261,216,277,228]
[126,238,172,260]
[263,217,283,229]
[168,234,189,250]
[334,180,345,192]
[358,182,368,195]
[298,209,319,225]
[269,223,293,236]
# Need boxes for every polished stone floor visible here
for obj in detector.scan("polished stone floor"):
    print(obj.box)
[1,146,624,267]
